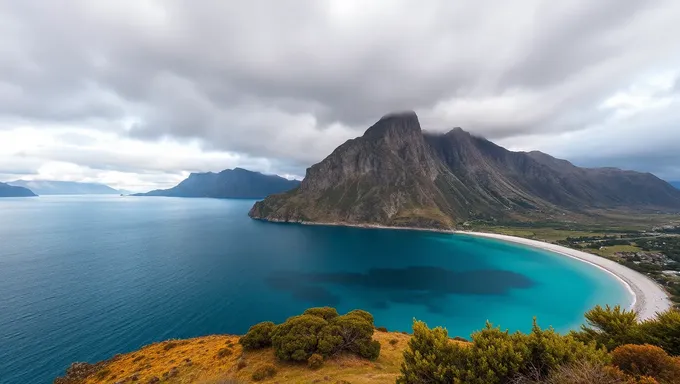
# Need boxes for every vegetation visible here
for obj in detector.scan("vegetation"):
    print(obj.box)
[399,306,680,384]
[239,321,275,350]
[251,364,277,381]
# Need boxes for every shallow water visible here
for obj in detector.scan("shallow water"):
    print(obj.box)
[0,196,629,383]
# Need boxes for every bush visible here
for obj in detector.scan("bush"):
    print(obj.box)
[347,309,374,325]
[239,321,275,350]
[639,310,680,356]
[574,305,641,351]
[513,360,632,384]
[303,307,339,321]
[251,365,277,381]
[216,348,233,358]
[316,313,379,359]
[390,339,399,346]
[376,326,388,332]
[307,353,324,369]
[398,319,608,384]
[271,315,329,361]
[611,344,680,383]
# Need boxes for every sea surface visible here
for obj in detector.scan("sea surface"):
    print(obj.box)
[0,196,630,383]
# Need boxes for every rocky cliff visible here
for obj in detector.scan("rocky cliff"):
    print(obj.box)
[249,112,680,228]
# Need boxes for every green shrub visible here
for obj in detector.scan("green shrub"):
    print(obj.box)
[239,321,275,350]
[346,309,374,325]
[316,313,379,359]
[303,307,339,321]
[271,315,329,361]
[639,310,680,356]
[251,364,277,381]
[611,344,680,383]
[307,353,324,369]
[389,339,399,346]
[574,305,641,351]
[216,348,233,358]
[376,326,388,332]
[398,319,608,384]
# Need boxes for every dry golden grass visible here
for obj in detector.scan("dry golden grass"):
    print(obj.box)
[77,330,444,384]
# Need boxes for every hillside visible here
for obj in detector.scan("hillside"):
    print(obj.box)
[134,168,300,199]
[54,331,414,384]
[0,181,36,197]
[250,112,680,228]
[8,180,122,195]
[671,181,680,190]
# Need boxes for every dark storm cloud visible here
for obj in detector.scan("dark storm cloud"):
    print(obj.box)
[1,0,680,177]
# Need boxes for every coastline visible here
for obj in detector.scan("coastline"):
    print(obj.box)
[259,218,672,320]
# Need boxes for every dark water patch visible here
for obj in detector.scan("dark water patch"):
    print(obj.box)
[267,266,535,312]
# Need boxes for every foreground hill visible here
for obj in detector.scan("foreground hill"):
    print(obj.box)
[250,112,680,229]
[134,168,300,199]
[0,182,36,197]
[54,331,411,384]
[8,180,123,195]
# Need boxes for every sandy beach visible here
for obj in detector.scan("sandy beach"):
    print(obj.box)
[286,219,673,320]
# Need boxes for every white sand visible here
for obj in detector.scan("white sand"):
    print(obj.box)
[453,231,672,320]
[289,220,673,320]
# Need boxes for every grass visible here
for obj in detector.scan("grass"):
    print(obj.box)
[591,244,642,257]
[76,331,469,384]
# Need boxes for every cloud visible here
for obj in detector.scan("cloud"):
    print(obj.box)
[1,0,680,187]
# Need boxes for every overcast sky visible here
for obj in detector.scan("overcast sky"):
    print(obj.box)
[1,0,679,192]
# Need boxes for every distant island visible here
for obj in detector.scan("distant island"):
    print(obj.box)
[250,111,680,228]
[0,182,36,197]
[7,180,125,195]
[133,168,300,199]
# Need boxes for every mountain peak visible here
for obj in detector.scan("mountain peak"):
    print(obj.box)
[364,111,421,140]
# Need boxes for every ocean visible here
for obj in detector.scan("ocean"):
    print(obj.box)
[0,196,629,383]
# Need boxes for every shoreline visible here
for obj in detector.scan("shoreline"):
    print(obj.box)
[258,218,672,320]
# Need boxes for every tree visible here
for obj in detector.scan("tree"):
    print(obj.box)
[575,305,641,351]
[317,313,380,359]
[303,307,339,321]
[239,321,275,350]
[271,315,328,361]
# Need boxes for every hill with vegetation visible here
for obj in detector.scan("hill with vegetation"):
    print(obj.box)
[134,168,300,199]
[0,181,36,197]
[55,305,680,384]
[250,112,680,229]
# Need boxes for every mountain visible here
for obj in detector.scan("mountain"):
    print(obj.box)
[8,180,123,195]
[133,168,300,198]
[671,181,680,190]
[249,111,680,229]
[0,182,37,197]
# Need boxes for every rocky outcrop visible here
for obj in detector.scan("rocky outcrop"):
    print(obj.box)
[249,112,680,228]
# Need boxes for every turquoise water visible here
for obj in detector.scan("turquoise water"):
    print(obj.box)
[0,196,630,383]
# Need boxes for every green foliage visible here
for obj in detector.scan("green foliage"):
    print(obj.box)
[376,326,388,332]
[639,310,680,356]
[575,305,641,350]
[216,348,233,358]
[317,313,378,359]
[251,364,277,381]
[307,353,324,369]
[303,307,339,321]
[239,321,276,350]
[346,309,374,325]
[398,319,608,384]
[611,344,680,383]
[271,315,329,361]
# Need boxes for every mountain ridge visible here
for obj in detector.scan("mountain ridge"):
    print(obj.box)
[133,168,300,198]
[0,182,37,197]
[250,112,680,228]
[8,180,124,195]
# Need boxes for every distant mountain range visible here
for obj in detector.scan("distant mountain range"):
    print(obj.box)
[133,168,300,198]
[0,182,37,197]
[250,111,680,229]
[8,180,126,195]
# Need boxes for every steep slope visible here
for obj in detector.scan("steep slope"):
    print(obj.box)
[250,112,457,228]
[250,112,680,228]
[134,168,300,199]
[8,180,122,195]
[0,182,36,197]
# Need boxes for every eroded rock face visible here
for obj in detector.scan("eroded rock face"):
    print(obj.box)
[250,111,680,229]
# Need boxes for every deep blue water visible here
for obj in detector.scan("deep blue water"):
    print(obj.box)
[0,196,630,383]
